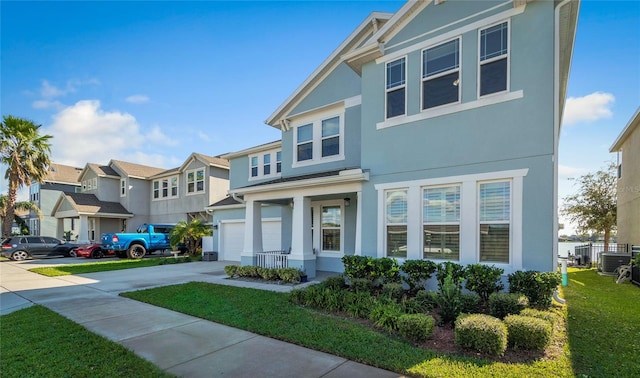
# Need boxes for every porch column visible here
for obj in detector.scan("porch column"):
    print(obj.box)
[290,195,315,278]
[242,199,263,266]
[77,215,90,244]
[56,218,64,240]
[355,191,362,256]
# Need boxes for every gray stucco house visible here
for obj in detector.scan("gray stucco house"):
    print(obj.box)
[209,0,580,278]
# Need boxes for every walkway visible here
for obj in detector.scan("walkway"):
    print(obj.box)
[0,258,403,378]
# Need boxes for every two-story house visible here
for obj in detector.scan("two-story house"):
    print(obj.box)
[27,163,83,238]
[210,0,580,278]
[49,153,229,243]
[610,108,640,247]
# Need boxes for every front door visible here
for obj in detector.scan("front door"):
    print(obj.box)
[311,201,344,255]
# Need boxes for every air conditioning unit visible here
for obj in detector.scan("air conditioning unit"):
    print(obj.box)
[598,253,631,275]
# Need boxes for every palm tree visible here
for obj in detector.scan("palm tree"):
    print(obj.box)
[1,116,52,237]
[169,219,211,256]
[0,194,43,235]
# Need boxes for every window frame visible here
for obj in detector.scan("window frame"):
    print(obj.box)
[292,112,344,168]
[421,37,462,111]
[152,175,179,200]
[186,168,206,195]
[385,189,408,259]
[120,178,126,197]
[385,56,407,119]
[478,179,512,264]
[422,184,461,261]
[478,20,510,98]
[248,149,282,181]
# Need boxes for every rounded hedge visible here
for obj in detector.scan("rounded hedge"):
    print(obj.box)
[488,292,528,319]
[397,313,435,343]
[454,314,507,356]
[519,308,557,327]
[504,314,552,350]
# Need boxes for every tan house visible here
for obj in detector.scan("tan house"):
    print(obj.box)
[610,107,640,247]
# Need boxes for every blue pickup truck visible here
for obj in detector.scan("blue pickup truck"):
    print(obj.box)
[102,223,184,259]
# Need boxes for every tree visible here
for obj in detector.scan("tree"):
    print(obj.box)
[169,219,211,256]
[561,161,617,252]
[0,116,52,237]
[0,194,43,235]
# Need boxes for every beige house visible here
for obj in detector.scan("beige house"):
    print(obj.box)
[610,107,640,247]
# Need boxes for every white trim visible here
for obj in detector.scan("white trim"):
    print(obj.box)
[312,200,345,257]
[248,149,282,181]
[376,90,523,130]
[355,191,362,256]
[151,175,179,201]
[186,167,206,195]
[376,3,524,65]
[420,36,462,111]
[222,141,282,160]
[477,20,511,98]
[120,178,126,197]
[292,110,345,168]
[374,169,528,191]
[384,56,407,120]
[344,95,362,108]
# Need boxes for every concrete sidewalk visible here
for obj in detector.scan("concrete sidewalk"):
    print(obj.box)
[0,259,402,377]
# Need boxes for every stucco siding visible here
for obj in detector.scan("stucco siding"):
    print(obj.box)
[617,130,640,246]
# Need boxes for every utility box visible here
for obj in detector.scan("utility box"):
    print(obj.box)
[202,251,218,261]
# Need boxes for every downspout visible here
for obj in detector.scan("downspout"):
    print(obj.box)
[231,192,245,204]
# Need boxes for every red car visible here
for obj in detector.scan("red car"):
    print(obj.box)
[75,243,113,259]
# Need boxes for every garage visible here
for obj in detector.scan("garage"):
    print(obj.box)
[219,219,282,261]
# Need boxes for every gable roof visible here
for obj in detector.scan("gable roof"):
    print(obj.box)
[221,140,281,160]
[51,192,133,218]
[610,107,640,152]
[178,152,229,172]
[44,163,83,185]
[109,160,166,179]
[78,163,120,182]
[265,11,393,129]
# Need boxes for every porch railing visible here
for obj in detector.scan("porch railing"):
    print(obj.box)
[574,243,628,266]
[256,250,289,269]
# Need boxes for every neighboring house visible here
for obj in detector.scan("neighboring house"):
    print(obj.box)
[26,163,83,239]
[48,153,229,243]
[610,107,640,247]
[209,0,580,278]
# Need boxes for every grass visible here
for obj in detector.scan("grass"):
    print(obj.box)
[562,268,640,377]
[0,305,173,378]
[29,256,194,276]
[123,282,573,377]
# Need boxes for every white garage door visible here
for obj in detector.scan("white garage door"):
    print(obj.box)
[220,220,282,262]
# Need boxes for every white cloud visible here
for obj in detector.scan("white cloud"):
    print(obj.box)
[558,164,587,181]
[40,80,66,98]
[145,125,178,146]
[563,92,615,126]
[32,99,65,110]
[125,94,150,104]
[197,131,211,142]
[38,78,100,99]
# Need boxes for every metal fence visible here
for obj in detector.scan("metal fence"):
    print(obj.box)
[573,243,628,266]
[256,250,289,269]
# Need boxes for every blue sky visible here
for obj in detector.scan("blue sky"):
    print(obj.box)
[1,0,639,235]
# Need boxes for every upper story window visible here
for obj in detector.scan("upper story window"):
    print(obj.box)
[186,168,205,194]
[152,176,179,200]
[120,179,126,197]
[249,150,281,180]
[30,183,40,202]
[293,114,344,166]
[386,57,406,118]
[82,178,98,191]
[479,180,511,263]
[479,21,509,97]
[422,38,460,110]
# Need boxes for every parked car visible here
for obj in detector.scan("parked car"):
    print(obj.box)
[75,243,113,259]
[1,236,80,261]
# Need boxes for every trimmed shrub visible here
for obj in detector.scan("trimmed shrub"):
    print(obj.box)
[397,314,435,343]
[464,264,505,302]
[342,255,371,280]
[372,257,402,284]
[437,274,463,325]
[237,265,259,278]
[508,271,562,309]
[381,282,405,302]
[460,292,482,314]
[224,265,239,278]
[489,293,528,319]
[454,314,508,356]
[401,259,437,293]
[504,315,552,350]
[349,278,374,294]
[345,291,376,319]
[320,275,346,290]
[369,300,404,332]
[258,267,279,281]
[342,256,401,284]
[415,290,439,312]
[276,268,301,283]
[436,262,466,289]
[520,308,557,327]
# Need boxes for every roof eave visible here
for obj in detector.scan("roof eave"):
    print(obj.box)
[610,107,640,152]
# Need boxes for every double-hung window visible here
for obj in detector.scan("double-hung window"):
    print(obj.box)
[423,185,460,260]
[153,176,178,199]
[386,189,408,258]
[422,39,460,109]
[263,154,271,175]
[170,176,178,197]
[296,124,313,162]
[120,179,126,197]
[187,168,205,194]
[249,150,282,179]
[479,21,509,96]
[479,181,511,263]
[321,117,340,157]
[386,57,406,118]
[276,151,282,173]
[152,181,160,199]
[251,157,259,177]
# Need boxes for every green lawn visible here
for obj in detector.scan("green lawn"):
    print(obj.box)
[0,305,173,378]
[123,282,573,377]
[29,256,194,276]
[562,268,640,377]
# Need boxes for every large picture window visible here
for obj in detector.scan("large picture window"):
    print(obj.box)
[479,22,509,96]
[386,189,408,258]
[479,181,511,263]
[423,185,460,260]
[422,39,460,109]
[386,57,406,119]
